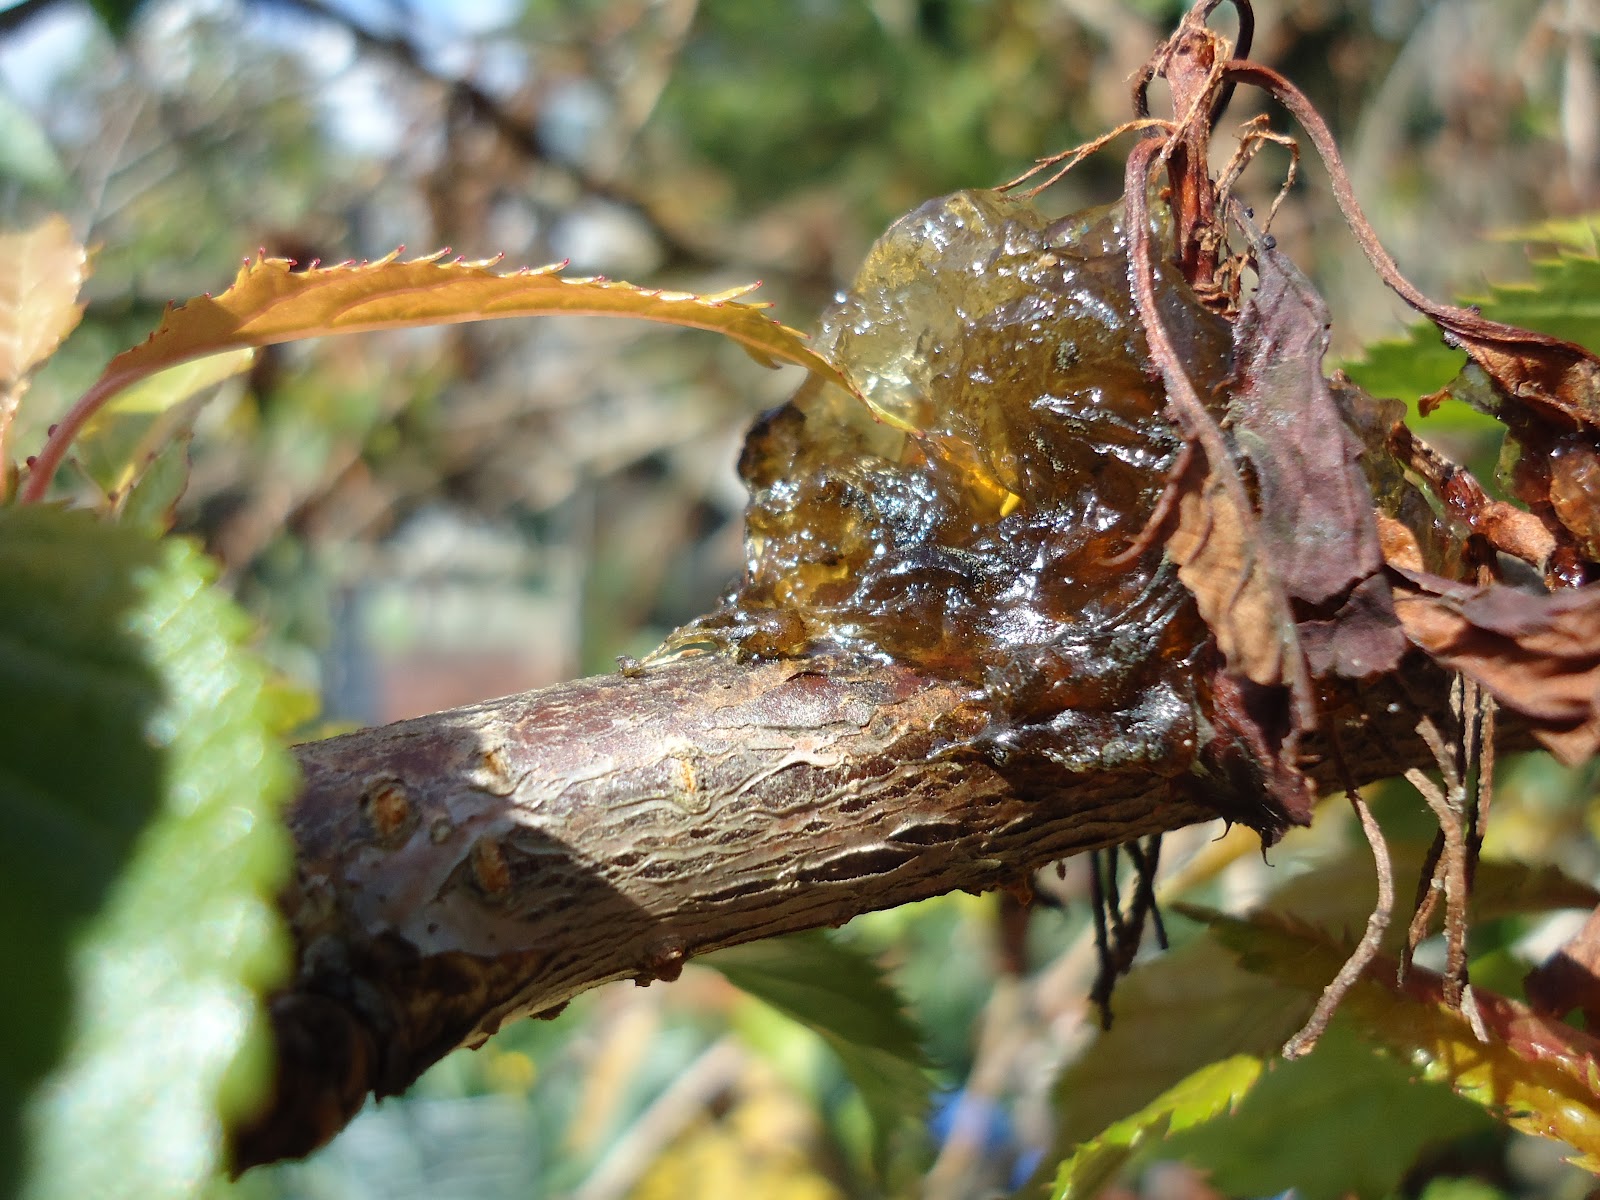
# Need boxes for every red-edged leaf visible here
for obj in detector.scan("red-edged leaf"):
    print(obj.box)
[1193,905,1600,1170]
[21,251,853,501]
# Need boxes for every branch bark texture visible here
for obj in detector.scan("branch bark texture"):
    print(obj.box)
[233,648,1509,1169]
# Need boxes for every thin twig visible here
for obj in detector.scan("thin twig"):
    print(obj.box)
[1402,828,1446,982]
[1404,714,1479,1025]
[1215,115,1301,236]
[1088,851,1114,1028]
[997,118,1173,197]
[1282,785,1394,1058]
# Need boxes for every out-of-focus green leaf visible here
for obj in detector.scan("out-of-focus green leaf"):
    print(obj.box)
[1418,1177,1514,1200]
[1153,1022,1492,1200]
[1025,930,1314,1197]
[1030,838,1580,1198]
[0,505,296,1200]
[704,931,931,1178]
[0,90,70,197]
[1497,215,1600,254]
[1264,839,1600,931]
[1047,1055,1262,1200]
[86,0,148,38]
[73,349,254,505]
[1474,243,1600,351]
[1190,905,1600,1171]
[1340,323,1476,416]
[116,431,193,532]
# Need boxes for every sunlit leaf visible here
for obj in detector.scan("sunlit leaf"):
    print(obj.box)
[1343,224,1600,416]
[1047,1055,1261,1200]
[704,932,931,1179]
[1153,1022,1491,1200]
[0,215,87,386]
[1190,905,1600,1170]
[1392,570,1600,766]
[1024,929,1314,1198]
[106,253,841,378]
[23,251,855,501]
[0,505,296,1200]
[1029,839,1568,1200]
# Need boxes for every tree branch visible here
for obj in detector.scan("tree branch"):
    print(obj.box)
[231,648,1516,1169]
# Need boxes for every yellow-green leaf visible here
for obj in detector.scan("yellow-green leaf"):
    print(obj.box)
[110,252,843,375]
[1048,1055,1263,1200]
[1190,905,1600,1171]
[0,215,87,386]
[22,251,854,502]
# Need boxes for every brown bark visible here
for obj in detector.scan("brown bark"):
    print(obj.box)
[231,649,1511,1170]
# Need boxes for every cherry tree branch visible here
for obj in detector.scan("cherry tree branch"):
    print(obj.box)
[231,648,1512,1169]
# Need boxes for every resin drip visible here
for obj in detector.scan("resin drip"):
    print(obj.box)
[675,190,1238,776]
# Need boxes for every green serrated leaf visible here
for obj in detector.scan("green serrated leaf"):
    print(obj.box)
[0,505,296,1200]
[1342,218,1600,424]
[704,931,932,1178]
[1023,927,1316,1198]
[1152,1022,1492,1200]
[1191,906,1600,1170]
[1028,832,1576,1199]
[1048,1054,1262,1200]
[1495,215,1600,254]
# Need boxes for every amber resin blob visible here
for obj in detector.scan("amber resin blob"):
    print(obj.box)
[676,189,1237,775]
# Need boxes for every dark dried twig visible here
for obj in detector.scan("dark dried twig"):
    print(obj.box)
[1088,837,1168,1027]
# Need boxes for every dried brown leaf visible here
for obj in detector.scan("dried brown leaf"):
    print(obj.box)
[1227,229,1405,678]
[1125,140,1308,702]
[1392,568,1600,764]
[1230,240,1381,599]
[1166,447,1300,689]
[1296,573,1409,680]
[1123,137,1313,827]
[1228,58,1600,576]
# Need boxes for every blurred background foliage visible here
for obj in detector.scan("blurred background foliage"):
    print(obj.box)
[5,0,1600,1196]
